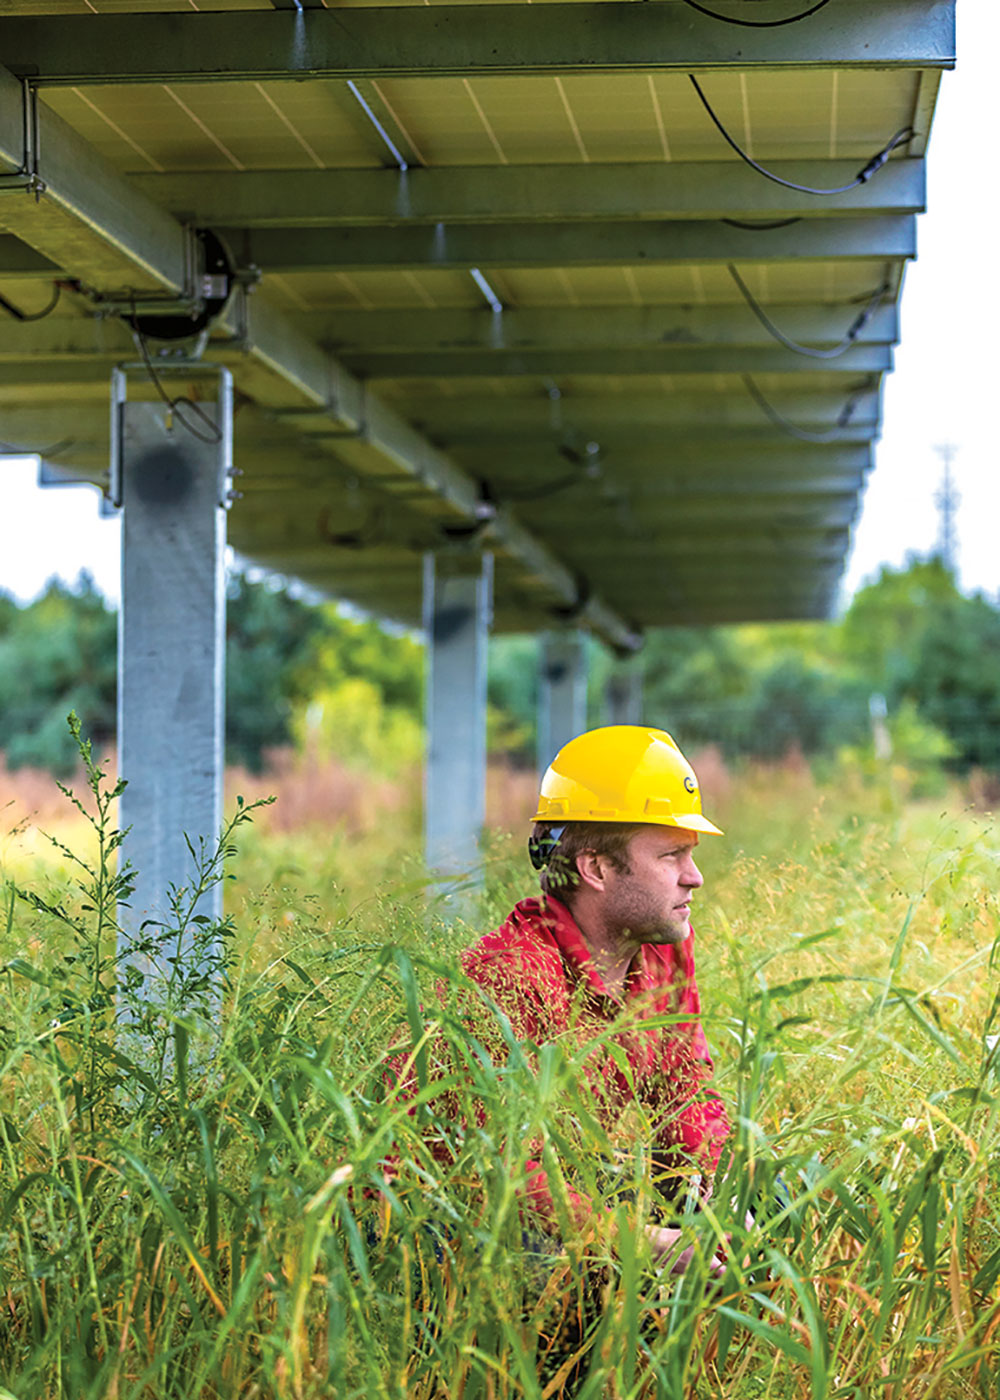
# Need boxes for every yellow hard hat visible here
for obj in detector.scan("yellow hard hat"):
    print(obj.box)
[532,725,722,835]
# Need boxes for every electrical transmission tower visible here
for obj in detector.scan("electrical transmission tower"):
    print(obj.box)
[934,443,960,575]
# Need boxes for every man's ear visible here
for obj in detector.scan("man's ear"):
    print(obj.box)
[575,850,608,894]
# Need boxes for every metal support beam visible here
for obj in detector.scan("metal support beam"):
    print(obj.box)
[395,390,883,440]
[568,529,851,562]
[0,317,135,361]
[227,481,861,526]
[605,664,644,728]
[0,3,956,84]
[538,631,589,776]
[114,368,231,983]
[0,52,638,653]
[423,552,493,888]
[493,475,869,508]
[0,404,109,463]
[457,443,874,487]
[353,344,893,381]
[593,555,846,581]
[223,294,640,651]
[307,304,900,356]
[221,216,917,273]
[0,64,187,292]
[0,304,898,371]
[432,423,879,451]
[0,363,122,392]
[526,493,862,531]
[0,235,59,277]
[131,159,926,227]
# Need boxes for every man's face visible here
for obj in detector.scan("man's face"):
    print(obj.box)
[598,825,704,947]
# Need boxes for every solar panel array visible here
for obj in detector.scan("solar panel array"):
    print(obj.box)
[0,0,955,647]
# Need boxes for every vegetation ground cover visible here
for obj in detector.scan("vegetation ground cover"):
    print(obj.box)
[7,555,1000,782]
[0,744,998,1399]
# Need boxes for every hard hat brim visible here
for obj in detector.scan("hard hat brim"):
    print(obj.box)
[531,804,723,836]
[669,813,724,836]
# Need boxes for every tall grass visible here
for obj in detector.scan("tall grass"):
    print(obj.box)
[0,739,998,1398]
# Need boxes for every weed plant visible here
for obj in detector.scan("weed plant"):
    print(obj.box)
[0,732,998,1398]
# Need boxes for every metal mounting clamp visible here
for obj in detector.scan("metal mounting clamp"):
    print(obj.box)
[109,364,234,511]
[0,80,46,199]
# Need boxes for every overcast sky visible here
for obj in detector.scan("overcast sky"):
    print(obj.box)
[1,5,994,613]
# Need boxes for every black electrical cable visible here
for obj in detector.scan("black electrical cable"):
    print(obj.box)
[132,308,223,446]
[680,0,833,26]
[689,75,915,195]
[440,517,495,544]
[722,216,803,231]
[729,264,889,359]
[0,281,62,323]
[742,374,864,443]
[493,439,603,502]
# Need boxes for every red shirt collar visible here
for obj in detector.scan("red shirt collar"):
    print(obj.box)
[530,895,667,1006]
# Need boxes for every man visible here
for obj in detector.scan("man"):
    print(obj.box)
[461,724,731,1273]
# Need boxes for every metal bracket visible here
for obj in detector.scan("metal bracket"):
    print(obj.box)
[264,361,370,441]
[131,324,213,363]
[308,377,369,442]
[89,250,258,339]
[86,225,205,319]
[0,80,46,199]
[206,276,254,354]
[110,364,234,511]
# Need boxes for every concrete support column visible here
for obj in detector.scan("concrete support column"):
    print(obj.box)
[605,661,644,726]
[537,630,588,774]
[423,552,493,886]
[113,369,231,961]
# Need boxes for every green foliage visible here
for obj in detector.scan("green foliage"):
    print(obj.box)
[487,635,539,760]
[842,557,1000,772]
[836,698,957,799]
[634,557,1000,774]
[910,592,1000,770]
[839,555,962,692]
[292,675,424,776]
[0,588,19,633]
[227,574,428,773]
[8,554,1000,782]
[641,625,870,760]
[291,604,424,775]
[299,601,423,713]
[738,651,869,759]
[0,573,430,777]
[224,571,327,771]
[0,574,116,775]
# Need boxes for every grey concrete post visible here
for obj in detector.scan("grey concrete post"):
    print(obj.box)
[537,630,588,774]
[423,552,493,887]
[605,662,644,726]
[113,369,231,978]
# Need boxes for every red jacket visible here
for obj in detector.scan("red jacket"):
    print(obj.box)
[461,896,730,1225]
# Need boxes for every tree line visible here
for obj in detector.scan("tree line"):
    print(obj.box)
[2,555,999,778]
